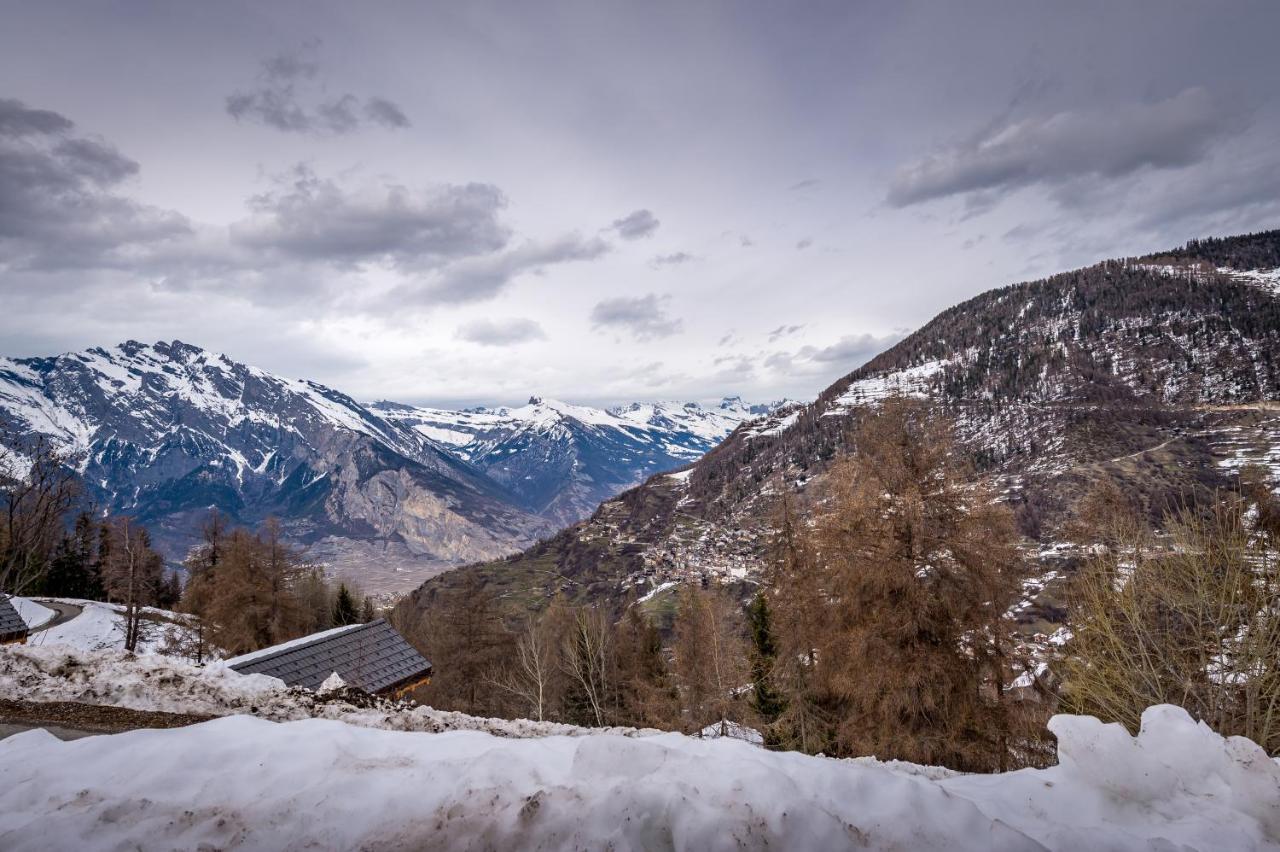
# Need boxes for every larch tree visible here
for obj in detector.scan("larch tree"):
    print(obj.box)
[803,400,1027,770]
[673,584,752,735]
[100,516,166,652]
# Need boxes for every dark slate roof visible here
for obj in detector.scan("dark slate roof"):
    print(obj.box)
[227,620,431,694]
[0,595,29,639]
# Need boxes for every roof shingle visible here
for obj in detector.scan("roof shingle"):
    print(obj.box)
[226,619,431,694]
[0,595,30,640]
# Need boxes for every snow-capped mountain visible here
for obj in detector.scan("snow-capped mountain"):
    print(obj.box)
[0,340,779,592]
[0,340,556,593]
[369,395,773,525]
[398,229,1280,624]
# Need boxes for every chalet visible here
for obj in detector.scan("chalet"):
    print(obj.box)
[226,619,432,699]
[0,595,30,645]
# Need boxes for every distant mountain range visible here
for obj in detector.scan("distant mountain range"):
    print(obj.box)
[369,396,783,526]
[397,229,1280,631]
[0,340,786,593]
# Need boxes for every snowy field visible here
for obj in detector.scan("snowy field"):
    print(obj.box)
[1,703,1278,850]
[21,598,204,659]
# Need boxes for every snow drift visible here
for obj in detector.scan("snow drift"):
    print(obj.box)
[1,705,1278,850]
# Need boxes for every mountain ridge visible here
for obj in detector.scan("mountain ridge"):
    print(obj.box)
[395,228,1280,625]
[0,340,779,593]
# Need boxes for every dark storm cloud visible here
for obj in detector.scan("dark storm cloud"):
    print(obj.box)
[610,209,660,240]
[232,164,511,268]
[0,97,190,271]
[456,317,547,346]
[887,87,1245,209]
[226,47,411,135]
[590,294,682,340]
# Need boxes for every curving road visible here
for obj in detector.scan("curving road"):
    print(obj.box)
[28,600,83,633]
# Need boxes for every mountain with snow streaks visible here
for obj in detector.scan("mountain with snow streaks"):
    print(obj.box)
[0,341,774,593]
[397,229,1280,626]
[369,396,767,525]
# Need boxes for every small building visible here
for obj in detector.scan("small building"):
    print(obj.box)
[0,595,30,645]
[226,619,432,699]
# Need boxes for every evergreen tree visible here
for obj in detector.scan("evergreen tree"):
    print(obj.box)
[332,583,359,626]
[747,592,785,728]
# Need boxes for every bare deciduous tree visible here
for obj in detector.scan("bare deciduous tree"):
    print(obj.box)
[1064,472,1280,754]
[0,434,79,595]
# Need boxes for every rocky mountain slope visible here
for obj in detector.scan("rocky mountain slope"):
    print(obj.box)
[0,342,772,593]
[369,396,770,526]
[0,340,555,593]
[397,229,1280,624]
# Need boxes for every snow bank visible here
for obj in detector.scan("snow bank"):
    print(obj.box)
[8,597,54,630]
[2,705,1278,850]
[0,644,656,739]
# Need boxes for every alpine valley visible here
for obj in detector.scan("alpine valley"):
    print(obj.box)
[397,229,1280,637]
[0,341,785,594]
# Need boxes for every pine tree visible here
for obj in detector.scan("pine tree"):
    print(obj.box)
[747,592,785,728]
[332,583,359,626]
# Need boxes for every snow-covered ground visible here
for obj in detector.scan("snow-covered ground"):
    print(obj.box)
[1,703,1277,850]
[22,599,205,660]
[0,643,657,738]
[7,597,54,630]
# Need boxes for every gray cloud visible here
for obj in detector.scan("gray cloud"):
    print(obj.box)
[232,164,510,268]
[0,98,190,271]
[651,251,694,267]
[887,87,1244,209]
[413,234,611,304]
[456,317,546,346]
[611,209,659,240]
[795,238,812,251]
[788,178,820,192]
[590,293,682,340]
[767,324,803,343]
[764,332,903,376]
[227,46,411,135]
[363,97,411,129]
[0,98,74,137]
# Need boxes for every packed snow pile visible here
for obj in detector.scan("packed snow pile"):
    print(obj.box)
[0,644,656,739]
[2,705,1278,850]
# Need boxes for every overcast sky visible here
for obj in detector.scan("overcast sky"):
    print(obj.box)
[2,1,1278,407]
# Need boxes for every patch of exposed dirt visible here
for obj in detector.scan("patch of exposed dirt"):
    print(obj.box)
[0,698,215,734]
